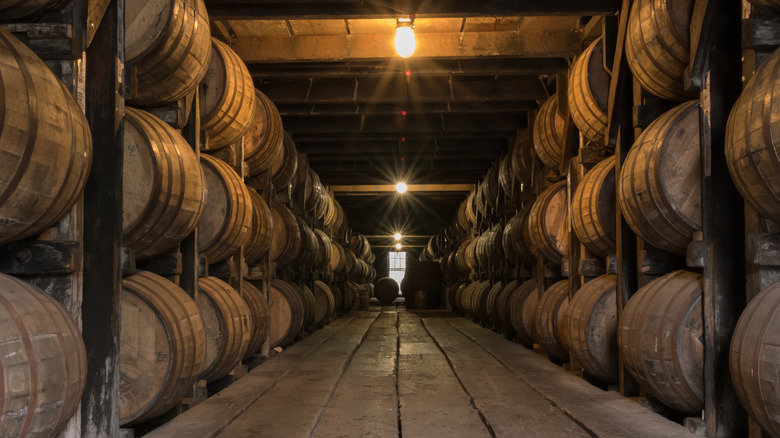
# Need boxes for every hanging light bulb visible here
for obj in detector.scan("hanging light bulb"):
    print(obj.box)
[396,182,408,194]
[394,233,402,241]
[395,243,403,250]
[395,17,416,58]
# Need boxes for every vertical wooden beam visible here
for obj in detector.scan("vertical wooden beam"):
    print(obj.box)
[180,90,201,299]
[80,0,123,435]
[689,0,749,436]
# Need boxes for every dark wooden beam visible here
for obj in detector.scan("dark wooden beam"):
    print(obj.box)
[277,101,537,116]
[296,138,509,153]
[292,132,518,142]
[205,0,621,19]
[81,0,123,434]
[281,113,523,134]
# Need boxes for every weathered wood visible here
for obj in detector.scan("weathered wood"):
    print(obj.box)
[0,240,81,275]
[571,156,616,259]
[241,280,270,359]
[136,252,183,276]
[4,23,79,59]
[742,15,780,50]
[245,89,285,176]
[527,180,569,264]
[579,258,607,277]
[180,88,201,300]
[534,279,570,361]
[80,0,123,434]
[569,37,610,143]
[533,94,565,171]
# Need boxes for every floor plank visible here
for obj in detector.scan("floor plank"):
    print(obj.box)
[421,316,590,437]
[397,312,492,438]
[444,316,695,438]
[310,311,399,438]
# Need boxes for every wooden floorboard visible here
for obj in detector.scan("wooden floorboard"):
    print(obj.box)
[421,316,590,437]
[397,312,492,438]
[310,311,399,438]
[215,312,380,437]
[443,316,695,438]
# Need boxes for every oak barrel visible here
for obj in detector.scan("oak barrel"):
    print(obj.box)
[0,28,92,245]
[200,38,255,150]
[476,224,503,269]
[730,282,780,438]
[527,180,569,264]
[618,100,701,255]
[618,270,703,414]
[261,132,299,192]
[496,280,521,335]
[726,47,780,223]
[569,37,610,143]
[197,277,252,382]
[401,259,443,310]
[241,280,270,360]
[374,277,400,305]
[268,279,305,348]
[533,94,565,171]
[571,156,616,259]
[534,280,571,361]
[0,273,86,436]
[485,281,504,329]
[626,0,696,101]
[120,271,205,425]
[562,274,618,383]
[511,130,538,186]
[126,0,211,106]
[0,0,61,22]
[197,154,253,263]
[244,187,274,265]
[508,279,539,346]
[245,89,285,175]
[269,201,301,266]
[313,229,333,271]
[330,241,347,274]
[123,107,206,258]
[312,280,336,325]
[502,202,537,265]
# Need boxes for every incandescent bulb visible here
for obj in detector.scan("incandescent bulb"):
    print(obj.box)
[395,243,403,250]
[396,182,408,194]
[394,233,402,241]
[395,25,416,58]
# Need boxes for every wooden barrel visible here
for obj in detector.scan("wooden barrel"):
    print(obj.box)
[476,224,503,269]
[527,180,569,264]
[120,271,204,425]
[330,283,344,315]
[330,241,347,274]
[0,28,92,245]
[626,0,696,101]
[312,280,336,325]
[563,274,618,383]
[498,151,517,195]
[268,201,301,266]
[241,280,270,360]
[465,238,480,272]
[465,191,478,226]
[749,0,780,10]
[726,48,780,223]
[496,280,521,335]
[268,279,305,347]
[534,280,570,361]
[197,277,252,382]
[293,281,316,329]
[618,100,700,255]
[571,156,616,259]
[244,188,274,265]
[245,89,285,175]
[730,281,780,437]
[197,155,253,263]
[618,270,703,414]
[401,259,442,310]
[454,238,473,273]
[508,279,539,345]
[462,281,489,321]
[374,277,400,305]
[291,217,318,267]
[533,94,565,171]
[261,132,299,192]
[0,273,86,436]
[123,107,206,258]
[200,38,255,150]
[503,202,537,265]
[126,0,211,106]
[345,281,361,312]
[569,37,610,143]
[511,130,538,186]
[313,229,333,271]
[0,0,61,22]
[485,281,504,329]
[482,164,501,208]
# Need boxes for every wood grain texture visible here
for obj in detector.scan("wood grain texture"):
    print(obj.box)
[495,280,521,335]
[241,280,270,360]
[571,156,616,259]
[120,271,205,425]
[123,107,206,258]
[527,180,569,264]
[243,187,273,265]
[502,202,536,264]
[197,276,252,382]
[726,47,780,223]
[485,280,504,329]
[511,129,539,186]
[534,279,570,361]
[268,200,302,266]
[126,0,212,106]
[312,280,335,326]
[0,273,86,437]
[509,279,540,346]
[568,37,610,143]
[625,0,696,101]
[533,94,565,170]
[0,0,60,22]
[618,270,704,415]
[0,28,92,245]
[268,279,305,348]
[618,100,701,255]
[244,89,284,175]
[200,38,255,150]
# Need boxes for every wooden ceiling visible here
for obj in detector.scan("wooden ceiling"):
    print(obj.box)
[205,0,620,241]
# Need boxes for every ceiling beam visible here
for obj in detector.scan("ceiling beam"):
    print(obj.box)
[281,113,523,134]
[330,183,473,193]
[296,138,509,153]
[276,101,537,116]
[205,0,621,19]
[291,132,520,142]
[234,30,581,62]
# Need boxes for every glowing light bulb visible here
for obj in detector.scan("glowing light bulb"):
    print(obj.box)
[395,20,416,58]
[396,182,408,194]
[395,243,403,250]
[394,233,402,241]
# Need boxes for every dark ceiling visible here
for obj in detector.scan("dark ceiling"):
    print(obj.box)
[205,0,621,244]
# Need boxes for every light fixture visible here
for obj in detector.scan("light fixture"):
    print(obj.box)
[395,243,403,250]
[395,17,416,58]
[394,233,402,241]
[395,182,408,194]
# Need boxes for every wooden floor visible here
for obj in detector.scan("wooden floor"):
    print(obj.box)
[145,308,694,438]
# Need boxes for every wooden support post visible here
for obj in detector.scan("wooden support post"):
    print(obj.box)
[605,0,640,398]
[180,89,201,299]
[687,0,749,436]
[80,0,123,435]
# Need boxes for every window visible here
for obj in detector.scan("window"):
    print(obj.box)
[388,251,406,287]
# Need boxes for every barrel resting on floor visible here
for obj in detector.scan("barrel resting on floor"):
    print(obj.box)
[145,310,693,438]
